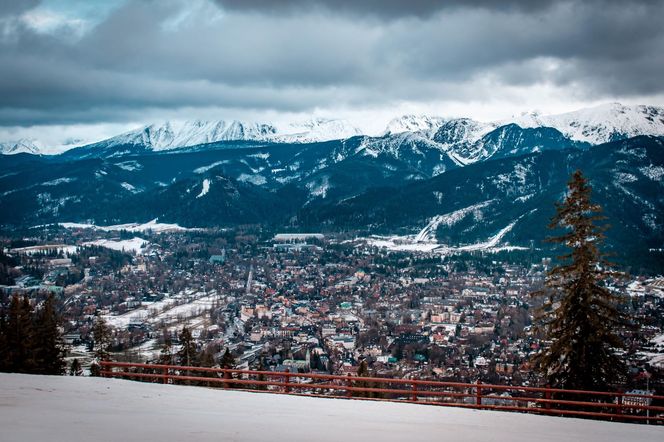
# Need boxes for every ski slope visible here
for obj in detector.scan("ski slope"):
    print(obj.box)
[0,374,661,442]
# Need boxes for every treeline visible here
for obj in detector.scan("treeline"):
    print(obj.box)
[0,295,66,375]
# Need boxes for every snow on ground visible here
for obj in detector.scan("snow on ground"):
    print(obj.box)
[361,215,527,255]
[120,182,138,192]
[640,165,664,182]
[194,160,228,174]
[59,219,194,233]
[237,173,267,185]
[414,200,494,242]
[10,244,78,255]
[41,177,76,186]
[196,178,210,198]
[0,374,661,442]
[103,290,220,330]
[83,237,148,254]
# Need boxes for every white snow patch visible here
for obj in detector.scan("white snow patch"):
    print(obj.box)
[415,201,494,242]
[103,291,221,329]
[196,179,210,198]
[614,172,638,184]
[83,237,149,254]
[306,176,330,198]
[121,182,138,192]
[237,173,267,185]
[640,165,664,181]
[194,161,228,174]
[59,219,194,233]
[361,211,531,254]
[41,177,75,186]
[114,161,143,171]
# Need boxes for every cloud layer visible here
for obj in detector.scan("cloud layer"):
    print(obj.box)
[1,0,663,133]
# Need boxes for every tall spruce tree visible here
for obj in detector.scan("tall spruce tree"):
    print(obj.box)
[220,347,235,388]
[92,317,112,361]
[158,332,174,365]
[33,295,66,375]
[176,326,197,367]
[4,296,36,373]
[176,326,197,385]
[532,170,627,391]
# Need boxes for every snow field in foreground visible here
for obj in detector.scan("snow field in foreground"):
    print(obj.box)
[0,374,662,442]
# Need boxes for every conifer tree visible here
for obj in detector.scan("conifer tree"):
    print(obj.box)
[90,317,112,376]
[256,357,267,390]
[157,332,174,366]
[220,347,235,388]
[176,326,198,384]
[532,170,627,391]
[176,326,197,368]
[355,359,369,398]
[220,347,235,369]
[33,295,66,375]
[69,358,83,376]
[196,344,219,387]
[4,296,36,373]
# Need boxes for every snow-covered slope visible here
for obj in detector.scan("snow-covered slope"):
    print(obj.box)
[511,103,664,144]
[4,103,663,156]
[102,120,278,151]
[273,118,363,143]
[384,115,447,136]
[0,139,42,155]
[91,118,362,151]
[1,374,660,442]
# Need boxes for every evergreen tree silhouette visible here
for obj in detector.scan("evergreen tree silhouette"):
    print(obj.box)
[532,170,628,392]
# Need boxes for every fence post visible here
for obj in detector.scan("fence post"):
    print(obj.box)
[223,369,231,389]
[412,380,418,402]
[616,391,623,419]
[163,366,168,384]
[346,374,353,398]
[476,380,482,407]
[284,369,291,394]
[545,385,551,410]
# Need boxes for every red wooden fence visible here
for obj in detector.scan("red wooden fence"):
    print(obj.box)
[99,361,664,424]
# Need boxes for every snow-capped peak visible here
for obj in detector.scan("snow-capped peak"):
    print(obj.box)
[273,118,363,143]
[106,120,278,151]
[509,103,664,144]
[383,115,447,136]
[0,138,42,155]
[92,118,362,151]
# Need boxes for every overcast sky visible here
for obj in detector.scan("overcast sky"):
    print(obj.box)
[1,0,664,145]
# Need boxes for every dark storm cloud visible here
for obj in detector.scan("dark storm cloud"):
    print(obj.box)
[214,0,659,18]
[215,0,563,18]
[0,0,41,16]
[0,0,663,127]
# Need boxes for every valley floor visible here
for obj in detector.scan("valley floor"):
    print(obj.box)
[0,374,662,442]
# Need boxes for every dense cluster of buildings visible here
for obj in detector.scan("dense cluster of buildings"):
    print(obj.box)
[1,225,663,391]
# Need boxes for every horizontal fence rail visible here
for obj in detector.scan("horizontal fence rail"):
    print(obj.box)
[99,361,664,424]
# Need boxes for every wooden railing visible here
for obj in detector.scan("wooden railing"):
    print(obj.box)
[99,361,664,424]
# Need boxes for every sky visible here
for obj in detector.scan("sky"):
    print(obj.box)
[1,0,664,146]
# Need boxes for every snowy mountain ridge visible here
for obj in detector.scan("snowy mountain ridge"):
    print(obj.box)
[508,103,664,144]
[383,115,447,136]
[2,103,663,155]
[0,138,43,155]
[91,118,362,151]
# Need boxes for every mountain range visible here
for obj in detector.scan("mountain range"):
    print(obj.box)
[3,103,664,157]
[0,103,662,272]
